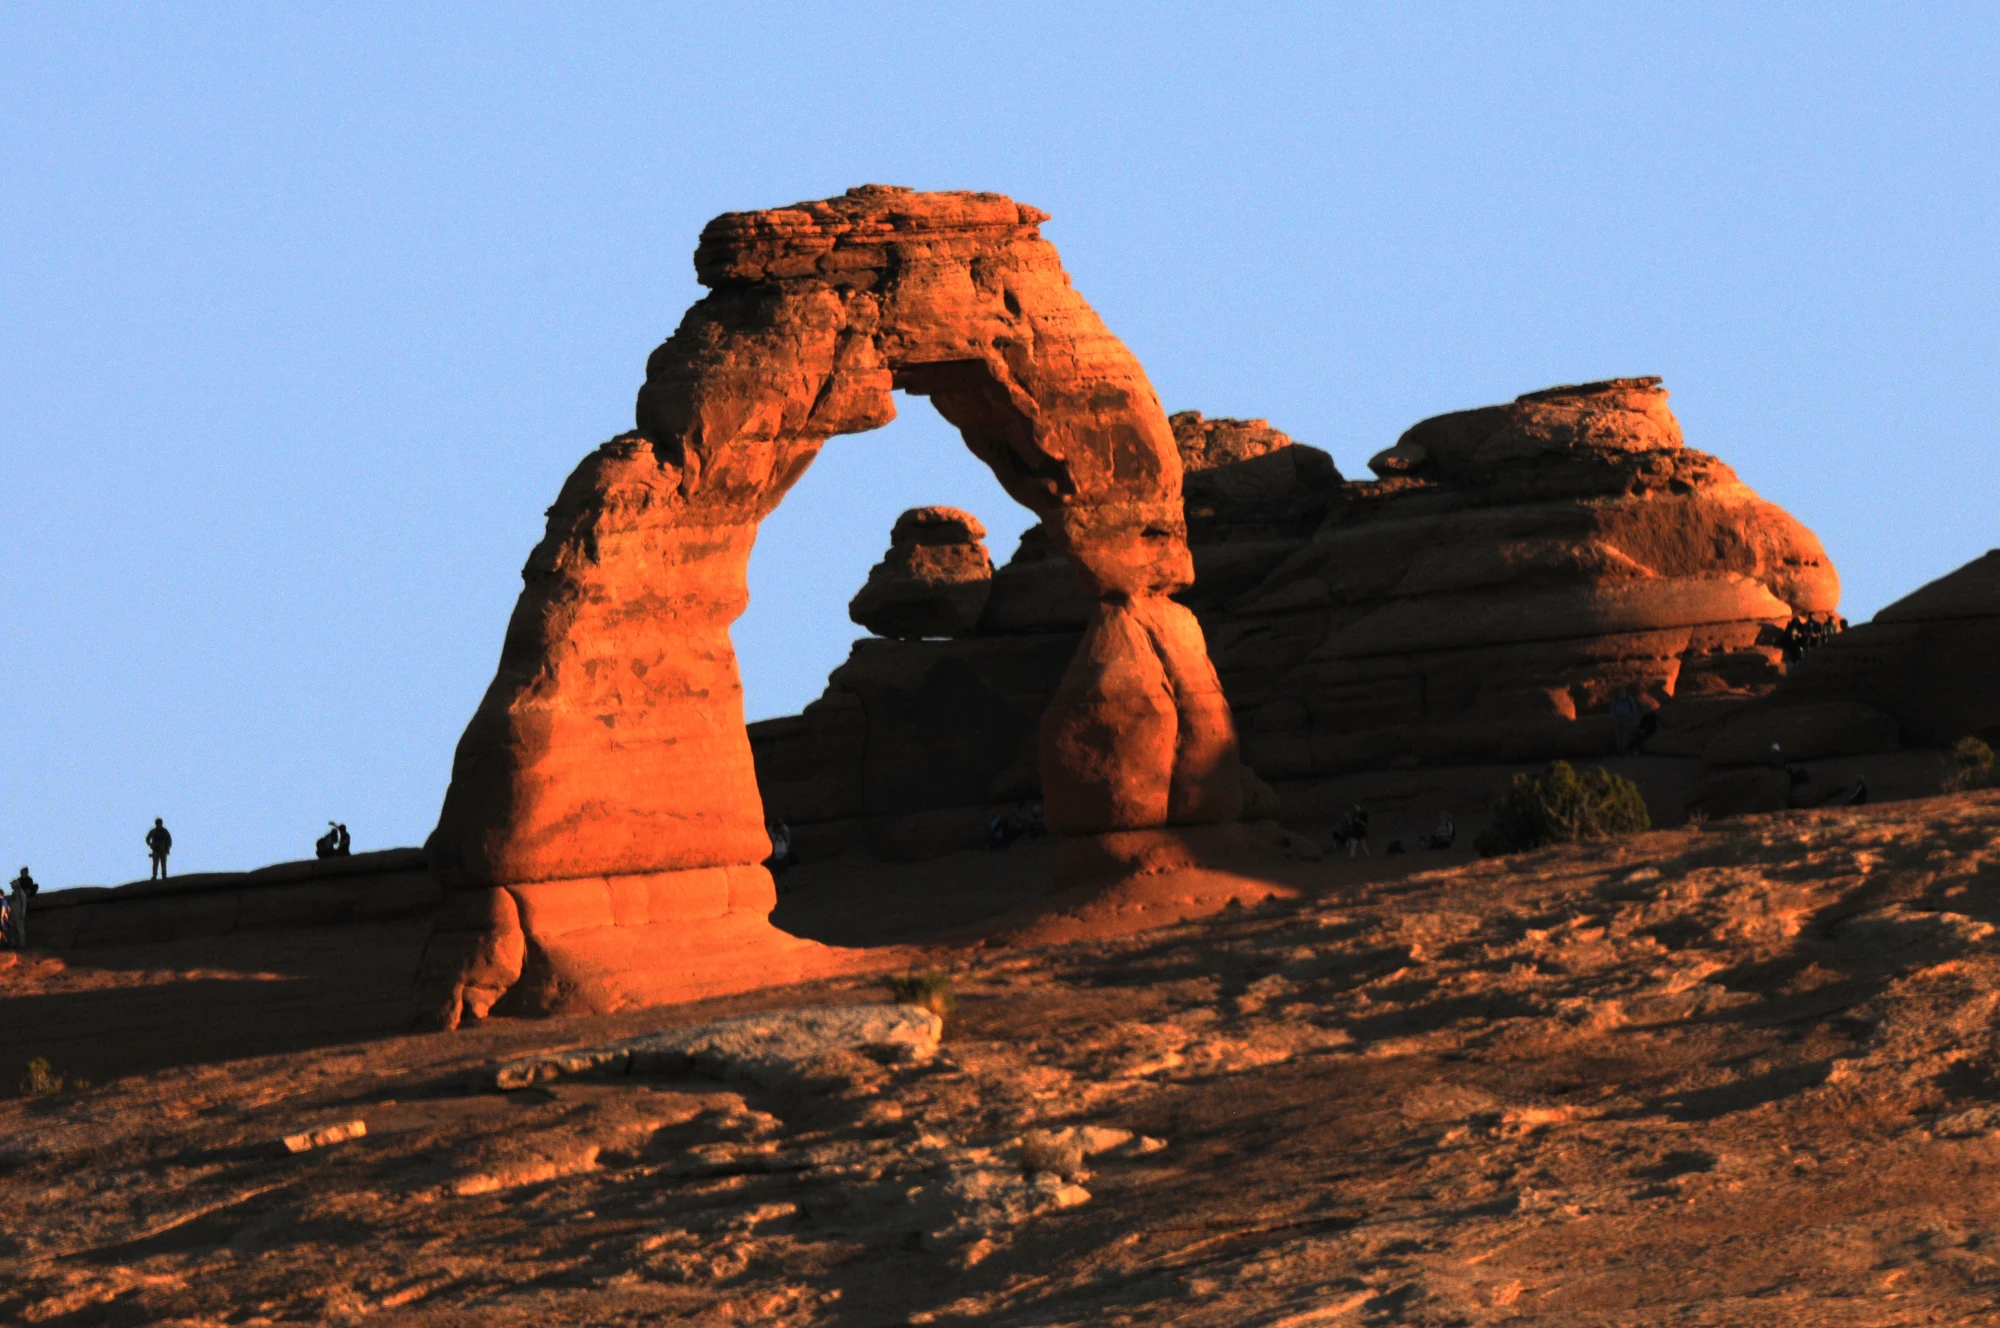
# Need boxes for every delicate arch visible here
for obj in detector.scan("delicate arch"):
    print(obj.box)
[416,188,1241,1024]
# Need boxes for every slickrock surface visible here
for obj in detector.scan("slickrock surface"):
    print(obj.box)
[420,186,1243,1024]
[848,507,995,640]
[7,791,2000,1324]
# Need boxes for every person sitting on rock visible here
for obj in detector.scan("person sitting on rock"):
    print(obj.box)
[145,818,172,880]
[315,822,341,859]
[335,823,351,856]
[1417,812,1456,852]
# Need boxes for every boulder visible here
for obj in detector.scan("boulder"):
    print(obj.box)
[849,506,994,640]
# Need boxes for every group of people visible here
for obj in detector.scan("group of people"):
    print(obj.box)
[2,816,353,947]
[1779,614,1847,664]
[1333,805,1457,857]
[315,822,352,859]
[8,818,173,950]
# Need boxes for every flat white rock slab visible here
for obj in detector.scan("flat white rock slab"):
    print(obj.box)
[493,1003,943,1091]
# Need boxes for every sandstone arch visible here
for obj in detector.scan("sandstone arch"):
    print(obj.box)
[415,187,1242,1026]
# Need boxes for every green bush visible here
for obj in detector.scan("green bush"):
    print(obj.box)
[1944,736,1996,793]
[20,1057,87,1098]
[886,971,957,1024]
[1475,761,1652,857]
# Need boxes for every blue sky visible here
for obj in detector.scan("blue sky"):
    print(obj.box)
[3,5,1995,883]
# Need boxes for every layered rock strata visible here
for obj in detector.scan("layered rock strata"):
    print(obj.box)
[418,186,1242,1026]
[753,379,1842,852]
[1223,378,1838,777]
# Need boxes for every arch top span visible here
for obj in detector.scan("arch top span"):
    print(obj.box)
[418,188,1242,1024]
[636,184,1192,598]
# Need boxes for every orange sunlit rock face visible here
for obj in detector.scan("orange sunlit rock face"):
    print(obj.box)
[416,187,1241,1025]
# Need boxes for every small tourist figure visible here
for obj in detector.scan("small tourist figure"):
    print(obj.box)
[1417,812,1456,852]
[1333,804,1371,858]
[1611,692,1640,754]
[764,819,798,873]
[145,818,172,880]
[335,823,351,856]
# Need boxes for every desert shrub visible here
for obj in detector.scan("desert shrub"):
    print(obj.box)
[1018,1128,1087,1181]
[20,1057,86,1098]
[1475,761,1652,857]
[886,971,957,1023]
[1944,736,1996,793]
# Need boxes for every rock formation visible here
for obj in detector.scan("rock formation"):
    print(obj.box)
[753,378,1843,852]
[847,506,993,640]
[1761,548,1999,749]
[1685,549,2000,817]
[1223,378,1838,777]
[417,186,1243,1026]
[751,412,1337,860]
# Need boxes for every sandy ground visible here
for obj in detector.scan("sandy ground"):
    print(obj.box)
[5,791,2000,1324]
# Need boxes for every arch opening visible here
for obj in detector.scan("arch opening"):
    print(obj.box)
[735,389,1037,723]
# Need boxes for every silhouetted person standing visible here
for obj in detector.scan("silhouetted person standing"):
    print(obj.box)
[4,867,34,948]
[146,818,172,879]
[335,822,351,856]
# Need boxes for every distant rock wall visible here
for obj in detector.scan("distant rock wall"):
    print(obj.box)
[752,379,1845,856]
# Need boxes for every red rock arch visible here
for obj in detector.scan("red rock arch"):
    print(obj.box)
[415,188,1242,1025]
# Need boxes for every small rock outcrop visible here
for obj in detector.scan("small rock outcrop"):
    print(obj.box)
[849,507,993,640]
[417,187,1244,1026]
[1776,548,2000,749]
[1688,549,2000,816]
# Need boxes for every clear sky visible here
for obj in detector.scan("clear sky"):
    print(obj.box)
[3,5,1995,885]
